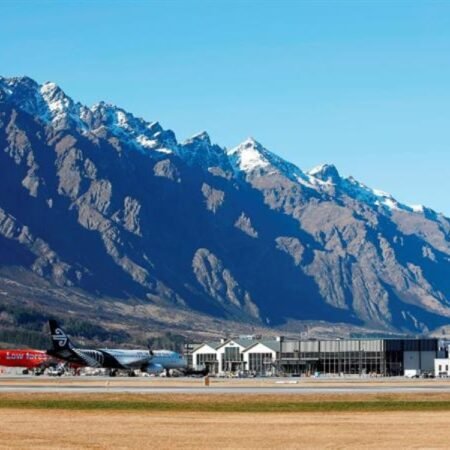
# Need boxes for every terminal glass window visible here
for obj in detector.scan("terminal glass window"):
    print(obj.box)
[196,353,217,366]
[248,353,273,374]
[224,347,241,362]
[317,340,385,375]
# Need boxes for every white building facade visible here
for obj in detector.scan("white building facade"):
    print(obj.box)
[192,338,279,375]
[435,359,450,377]
[189,337,439,377]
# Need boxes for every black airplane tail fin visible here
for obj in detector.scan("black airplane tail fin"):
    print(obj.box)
[48,319,73,351]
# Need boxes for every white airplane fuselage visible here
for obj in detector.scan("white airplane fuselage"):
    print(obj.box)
[47,319,188,374]
[98,348,187,372]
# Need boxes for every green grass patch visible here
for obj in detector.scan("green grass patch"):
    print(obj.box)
[1,398,450,413]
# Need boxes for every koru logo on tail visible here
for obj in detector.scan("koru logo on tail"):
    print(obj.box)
[52,328,68,347]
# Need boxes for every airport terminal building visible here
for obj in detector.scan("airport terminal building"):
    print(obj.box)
[186,336,439,377]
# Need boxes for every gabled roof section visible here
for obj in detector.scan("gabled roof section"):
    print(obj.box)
[192,342,221,353]
[216,338,255,351]
[194,338,281,353]
[242,340,280,353]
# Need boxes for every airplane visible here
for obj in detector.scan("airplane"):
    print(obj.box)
[46,319,190,376]
[0,349,53,374]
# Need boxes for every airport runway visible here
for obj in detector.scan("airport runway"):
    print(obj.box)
[2,377,450,394]
[4,386,450,394]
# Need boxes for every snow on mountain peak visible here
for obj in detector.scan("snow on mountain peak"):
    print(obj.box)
[411,204,425,213]
[306,165,432,216]
[241,136,259,146]
[186,131,211,144]
[39,81,77,123]
[183,131,210,150]
[308,164,341,184]
[40,81,59,95]
[0,77,177,155]
[227,138,320,191]
[179,131,234,171]
[340,176,408,212]
[87,102,177,154]
[91,102,134,132]
[0,76,39,90]
[0,76,50,119]
[227,137,271,171]
[0,76,444,219]
[89,103,176,154]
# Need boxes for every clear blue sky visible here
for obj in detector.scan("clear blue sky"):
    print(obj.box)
[1,1,449,214]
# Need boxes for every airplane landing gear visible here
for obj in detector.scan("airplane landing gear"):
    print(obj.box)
[108,369,117,377]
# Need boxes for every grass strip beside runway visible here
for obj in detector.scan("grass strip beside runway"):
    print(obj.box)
[2,394,450,412]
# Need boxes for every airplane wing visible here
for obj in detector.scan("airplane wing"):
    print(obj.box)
[118,354,153,370]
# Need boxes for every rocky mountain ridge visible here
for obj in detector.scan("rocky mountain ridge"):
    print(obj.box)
[1,75,449,339]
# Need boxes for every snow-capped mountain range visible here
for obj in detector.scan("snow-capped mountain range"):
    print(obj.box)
[0,76,437,216]
[0,76,449,337]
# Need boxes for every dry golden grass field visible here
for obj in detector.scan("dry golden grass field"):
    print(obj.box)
[2,408,450,449]
[1,392,450,449]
